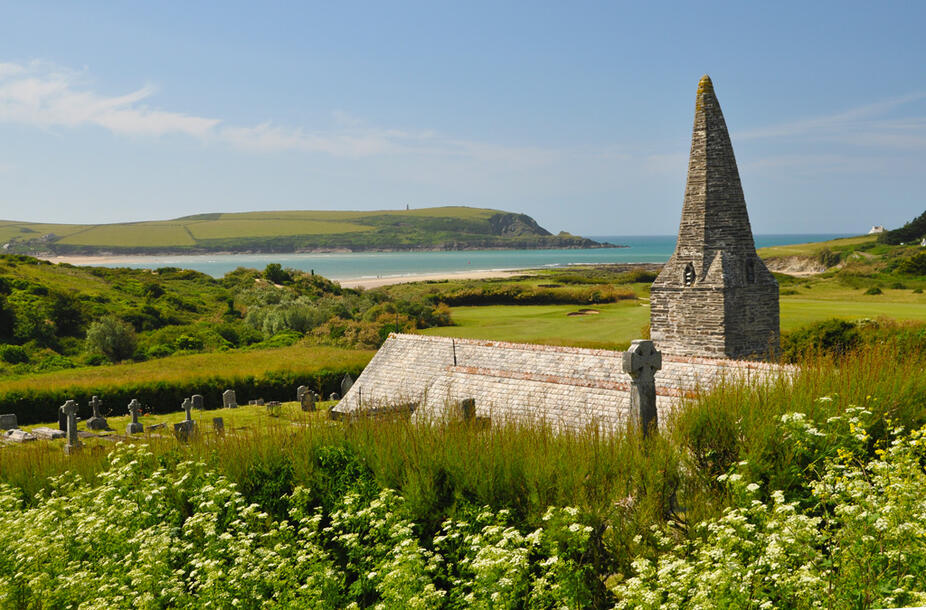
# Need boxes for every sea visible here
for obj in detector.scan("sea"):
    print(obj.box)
[80,234,847,281]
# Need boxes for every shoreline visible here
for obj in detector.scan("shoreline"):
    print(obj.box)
[340,269,533,289]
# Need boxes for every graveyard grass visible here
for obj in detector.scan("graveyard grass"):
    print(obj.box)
[1,342,925,607]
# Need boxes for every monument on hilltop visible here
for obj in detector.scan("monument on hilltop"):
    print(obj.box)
[650,75,779,359]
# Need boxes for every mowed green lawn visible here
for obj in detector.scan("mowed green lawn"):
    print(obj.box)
[420,301,650,349]
[422,285,926,348]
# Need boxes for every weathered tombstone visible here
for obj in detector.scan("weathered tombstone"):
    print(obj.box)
[341,374,354,396]
[329,392,340,402]
[222,389,238,409]
[191,394,204,411]
[173,421,195,442]
[256,398,264,406]
[296,385,308,402]
[212,417,224,434]
[314,392,321,402]
[182,397,193,422]
[85,395,109,431]
[58,407,68,431]
[4,429,35,442]
[126,399,144,435]
[148,422,166,431]
[459,398,476,422]
[31,426,65,440]
[60,399,81,454]
[301,389,316,412]
[621,340,662,437]
[266,401,282,417]
[0,413,17,430]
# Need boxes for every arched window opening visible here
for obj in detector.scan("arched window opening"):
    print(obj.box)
[683,263,696,287]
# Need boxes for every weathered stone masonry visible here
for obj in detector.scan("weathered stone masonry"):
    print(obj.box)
[650,75,779,359]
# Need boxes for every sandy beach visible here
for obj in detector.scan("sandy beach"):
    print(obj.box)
[340,269,531,289]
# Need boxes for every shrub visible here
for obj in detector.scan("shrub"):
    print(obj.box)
[781,318,860,360]
[263,263,293,285]
[816,247,841,268]
[896,252,926,275]
[84,315,137,362]
[0,345,27,364]
[864,286,883,295]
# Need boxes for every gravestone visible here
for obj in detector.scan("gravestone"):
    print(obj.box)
[85,395,110,431]
[58,407,68,431]
[0,413,17,430]
[191,394,204,411]
[459,398,476,422]
[621,340,662,437]
[223,389,237,409]
[148,422,166,431]
[314,392,321,402]
[212,417,224,434]
[341,374,354,396]
[296,385,308,402]
[31,426,65,440]
[301,389,315,412]
[60,399,81,454]
[126,399,144,435]
[173,421,195,442]
[329,392,339,402]
[182,398,193,421]
[4,429,35,442]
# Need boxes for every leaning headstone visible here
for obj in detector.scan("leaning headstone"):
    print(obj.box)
[126,399,144,435]
[85,395,110,431]
[191,394,204,411]
[173,421,195,442]
[212,417,224,434]
[329,392,339,402]
[4,429,35,442]
[148,422,166,431]
[60,399,81,454]
[222,389,238,409]
[341,374,354,396]
[0,413,17,430]
[621,339,663,437]
[300,390,316,412]
[31,426,66,440]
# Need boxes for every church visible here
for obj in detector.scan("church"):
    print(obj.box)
[332,76,782,430]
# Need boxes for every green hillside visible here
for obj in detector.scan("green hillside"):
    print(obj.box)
[0,206,607,255]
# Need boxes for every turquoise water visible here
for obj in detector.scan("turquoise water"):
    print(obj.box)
[85,234,848,280]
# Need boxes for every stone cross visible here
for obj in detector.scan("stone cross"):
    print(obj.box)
[60,399,81,454]
[621,340,662,437]
[86,395,109,431]
[89,395,102,418]
[191,394,204,410]
[126,399,143,435]
[182,397,193,421]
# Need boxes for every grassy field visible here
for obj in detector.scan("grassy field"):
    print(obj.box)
[4,206,599,253]
[421,302,649,349]
[421,278,926,348]
[757,234,876,258]
[0,344,373,394]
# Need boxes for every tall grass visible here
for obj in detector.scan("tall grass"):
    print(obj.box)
[2,342,923,586]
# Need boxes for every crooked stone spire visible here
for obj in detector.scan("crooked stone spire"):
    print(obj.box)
[649,76,779,360]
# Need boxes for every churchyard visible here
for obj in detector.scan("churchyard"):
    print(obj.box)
[1,76,924,608]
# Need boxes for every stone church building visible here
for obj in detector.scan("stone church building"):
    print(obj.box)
[332,76,782,429]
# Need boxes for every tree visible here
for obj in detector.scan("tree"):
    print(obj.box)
[85,315,137,362]
[264,263,293,285]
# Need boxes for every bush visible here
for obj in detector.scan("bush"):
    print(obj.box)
[781,319,861,360]
[264,263,293,285]
[0,345,28,364]
[864,286,883,295]
[816,248,841,268]
[84,315,137,362]
[896,252,926,275]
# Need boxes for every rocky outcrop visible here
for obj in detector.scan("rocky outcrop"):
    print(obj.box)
[488,213,553,237]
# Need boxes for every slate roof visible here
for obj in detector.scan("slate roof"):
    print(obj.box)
[332,334,787,433]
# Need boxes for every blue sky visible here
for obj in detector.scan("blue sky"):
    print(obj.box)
[0,1,924,236]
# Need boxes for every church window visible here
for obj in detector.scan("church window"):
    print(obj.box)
[683,263,695,287]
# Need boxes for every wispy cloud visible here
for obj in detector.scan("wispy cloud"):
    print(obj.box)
[0,60,563,165]
[737,91,926,150]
